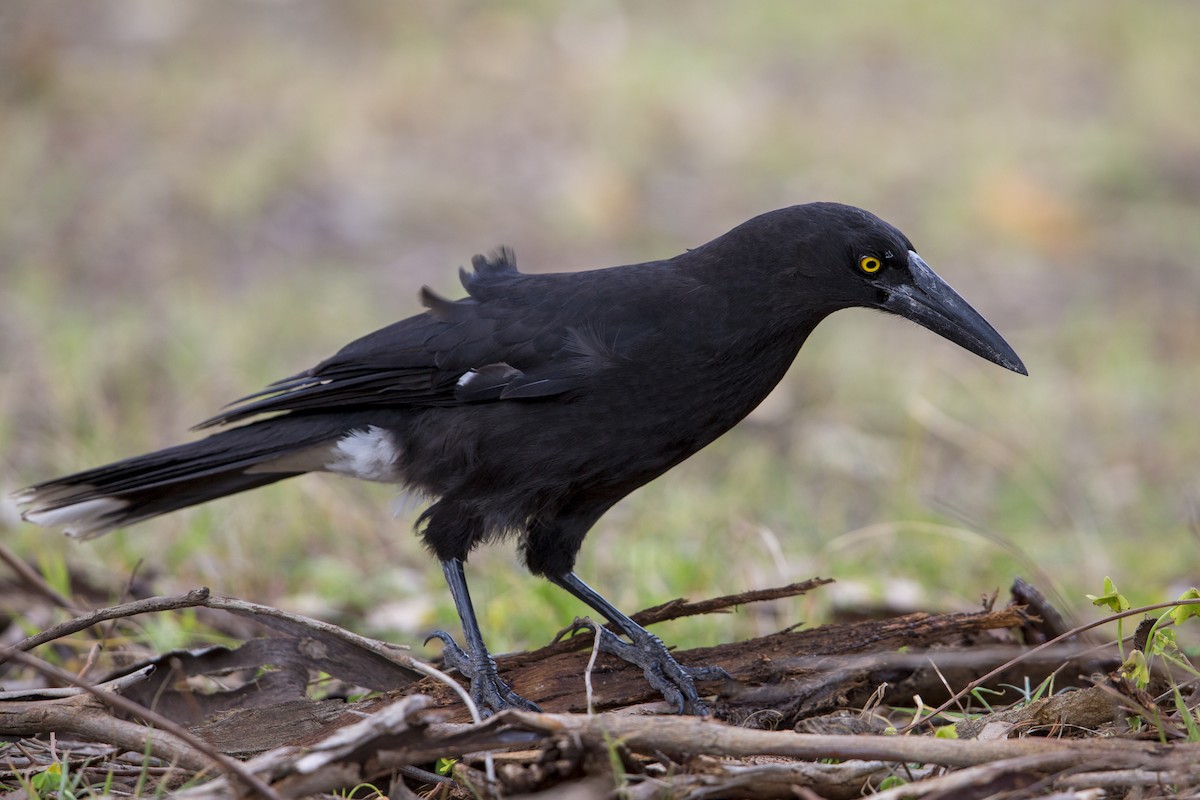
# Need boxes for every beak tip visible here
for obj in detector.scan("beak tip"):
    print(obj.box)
[990,349,1027,376]
[999,348,1028,377]
[893,253,1029,378]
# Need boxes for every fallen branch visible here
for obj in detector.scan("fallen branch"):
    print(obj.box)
[498,709,1200,771]
[202,594,424,684]
[0,691,208,773]
[169,694,520,799]
[481,606,1035,718]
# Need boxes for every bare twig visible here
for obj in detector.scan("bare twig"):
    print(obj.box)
[3,588,212,660]
[628,578,833,627]
[0,664,155,700]
[585,619,603,715]
[539,578,836,664]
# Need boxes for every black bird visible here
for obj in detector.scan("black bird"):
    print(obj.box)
[14,203,1026,715]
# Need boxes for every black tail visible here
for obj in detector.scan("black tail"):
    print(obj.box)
[14,415,355,539]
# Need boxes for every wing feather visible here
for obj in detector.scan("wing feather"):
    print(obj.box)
[196,249,615,428]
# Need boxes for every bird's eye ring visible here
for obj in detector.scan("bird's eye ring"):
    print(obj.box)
[859,255,882,274]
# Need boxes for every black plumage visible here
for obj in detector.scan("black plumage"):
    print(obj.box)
[15,202,1026,714]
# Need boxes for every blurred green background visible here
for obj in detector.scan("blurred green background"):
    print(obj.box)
[2,1,1198,654]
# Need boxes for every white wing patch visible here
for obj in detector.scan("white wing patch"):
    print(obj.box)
[22,496,130,540]
[325,426,403,483]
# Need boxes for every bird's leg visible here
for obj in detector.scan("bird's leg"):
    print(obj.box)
[551,572,728,715]
[426,558,540,715]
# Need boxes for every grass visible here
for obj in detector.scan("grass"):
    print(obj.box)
[2,2,1199,660]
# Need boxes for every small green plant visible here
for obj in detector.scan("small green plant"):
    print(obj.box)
[36,549,73,603]
[1087,576,1131,658]
[602,732,629,793]
[1118,648,1150,688]
[1172,685,1200,742]
[967,685,1005,714]
[336,782,387,799]
[997,672,1056,708]
[29,761,66,796]
[1089,581,1200,741]
[1108,584,1200,691]
[27,757,92,800]
[1170,588,1200,626]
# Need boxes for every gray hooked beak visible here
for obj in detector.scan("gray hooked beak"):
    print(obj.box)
[883,251,1027,375]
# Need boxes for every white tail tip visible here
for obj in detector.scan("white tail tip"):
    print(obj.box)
[20,496,130,540]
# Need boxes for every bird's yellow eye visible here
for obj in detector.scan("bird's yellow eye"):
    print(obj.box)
[859,255,882,274]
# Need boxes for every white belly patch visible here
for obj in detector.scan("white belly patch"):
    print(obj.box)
[325,426,403,483]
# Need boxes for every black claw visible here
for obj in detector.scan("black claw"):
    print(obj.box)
[424,628,460,650]
[425,630,541,715]
[551,616,597,644]
[686,664,732,682]
[575,618,724,716]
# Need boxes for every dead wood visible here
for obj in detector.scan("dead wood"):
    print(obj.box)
[424,605,1078,723]
[199,594,425,687]
[167,701,1200,799]
[169,695,492,799]
[493,709,1200,769]
[7,574,1192,799]
[0,663,156,701]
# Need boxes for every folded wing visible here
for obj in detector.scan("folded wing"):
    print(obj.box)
[196,249,614,428]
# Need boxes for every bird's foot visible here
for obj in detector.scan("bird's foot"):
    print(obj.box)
[575,619,728,715]
[425,630,541,715]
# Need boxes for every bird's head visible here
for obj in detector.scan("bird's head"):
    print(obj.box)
[756,203,1027,376]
